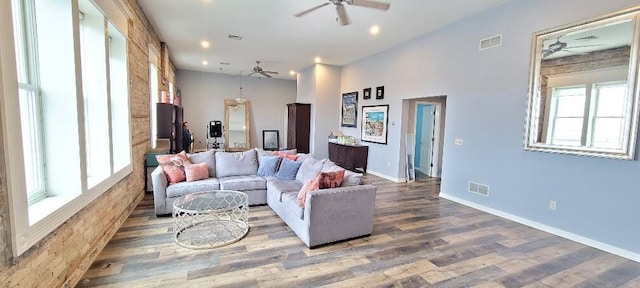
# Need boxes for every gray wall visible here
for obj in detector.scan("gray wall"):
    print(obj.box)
[339,0,640,257]
[296,64,342,159]
[177,70,296,150]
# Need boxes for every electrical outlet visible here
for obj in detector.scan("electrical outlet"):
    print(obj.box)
[455,138,464,146]
[549,200,557,210]
[387,162,391,167]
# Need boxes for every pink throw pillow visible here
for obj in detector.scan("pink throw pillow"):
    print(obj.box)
[185,162,209,182]
[318,170,345,189]
[275,151,298,161]
[297,175,320,207]
[156,151,191,184]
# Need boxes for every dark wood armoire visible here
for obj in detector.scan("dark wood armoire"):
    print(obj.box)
[286,103,311,153]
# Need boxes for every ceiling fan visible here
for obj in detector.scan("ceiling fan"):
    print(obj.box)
[295,0,391,26]
[247,61,278,78]
[542,36,603,59]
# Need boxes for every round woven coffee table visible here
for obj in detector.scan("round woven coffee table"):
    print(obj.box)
[172,190,249,249]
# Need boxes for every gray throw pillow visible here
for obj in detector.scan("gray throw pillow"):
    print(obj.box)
[257,156,281,177]
[296,157,326,183]
[276,158,302,180]
[188,150,215,177]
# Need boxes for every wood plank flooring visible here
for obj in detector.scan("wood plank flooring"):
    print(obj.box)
[77,176,640,287]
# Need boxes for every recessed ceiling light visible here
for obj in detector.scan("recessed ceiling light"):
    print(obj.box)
[202,60,208,66]
[201,40,210,48]
[289,70,296,76]
[314,57,322,63]
[370,25,380,35]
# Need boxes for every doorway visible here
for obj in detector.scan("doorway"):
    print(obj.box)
[413,101,443,178]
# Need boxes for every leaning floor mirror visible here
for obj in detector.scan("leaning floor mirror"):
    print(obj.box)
[224,99,251,152]
[524,5,640,160]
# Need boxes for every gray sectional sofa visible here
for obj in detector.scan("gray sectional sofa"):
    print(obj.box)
[151,148,377,248]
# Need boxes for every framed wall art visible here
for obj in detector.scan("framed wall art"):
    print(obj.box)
[341,92,358,127]
[376,86,384,100]
[262,130,280,151]
[361,105,389,144]
[363,88,371,99]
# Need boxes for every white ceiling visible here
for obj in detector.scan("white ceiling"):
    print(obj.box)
[137,0,511,79]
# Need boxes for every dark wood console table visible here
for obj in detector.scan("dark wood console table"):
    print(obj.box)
[328,142,368,173]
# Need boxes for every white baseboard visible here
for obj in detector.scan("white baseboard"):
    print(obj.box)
[366,170,404,183]
[440,193,640,263]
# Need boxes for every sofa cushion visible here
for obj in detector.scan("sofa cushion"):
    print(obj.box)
[276,158,302,180]
[296,157,326,183]
[318,170,345,189]
[282,191,305,220]
[156,151,191,184]
[219,175,267,191]
[185,163,209,182]
[297,176,320,207]
[322,160,363,187]
[215,150,258,178]
[257,156,281,177]
[295,153,314,163]
[267,178,303,198]
[255,147,275,157]
[166,178,220,198]
[188,150,216,177]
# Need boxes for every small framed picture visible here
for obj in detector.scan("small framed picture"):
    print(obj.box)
[376,86,384,100]
[262,130,280,151]
[363,88,371,100]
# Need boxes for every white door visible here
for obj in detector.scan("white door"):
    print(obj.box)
[421,105,435,175]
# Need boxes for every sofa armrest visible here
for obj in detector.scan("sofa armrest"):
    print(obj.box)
[304,184,377,247]
[151,166,168,215]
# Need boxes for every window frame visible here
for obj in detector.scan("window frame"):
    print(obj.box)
[0,0,133,257]
[547,81,630,149]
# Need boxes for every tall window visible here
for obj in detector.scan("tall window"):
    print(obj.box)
[11,0,45,204]
[547,82,628,149]
[150,64,159,148]
[3,0,132,256]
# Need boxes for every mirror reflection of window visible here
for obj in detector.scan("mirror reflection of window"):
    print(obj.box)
[524,7,640,159]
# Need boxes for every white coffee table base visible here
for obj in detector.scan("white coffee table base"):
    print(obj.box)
[172,191,249,249]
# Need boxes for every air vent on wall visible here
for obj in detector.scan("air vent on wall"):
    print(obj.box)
[228,34,243,40]
[479,35,502,50]
[468,181,490,196]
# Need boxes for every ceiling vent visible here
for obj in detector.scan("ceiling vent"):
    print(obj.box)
[228,34,243,40]
[479,35,502,50]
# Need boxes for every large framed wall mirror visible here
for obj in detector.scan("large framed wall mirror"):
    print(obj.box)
[224,99,251,152]
[524,6,640,160]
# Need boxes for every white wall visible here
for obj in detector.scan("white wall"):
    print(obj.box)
[177,70,296,150]
[338,0,640,259]
[296,64,342,158]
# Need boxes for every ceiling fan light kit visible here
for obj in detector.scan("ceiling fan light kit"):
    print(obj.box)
[295,0,391,26]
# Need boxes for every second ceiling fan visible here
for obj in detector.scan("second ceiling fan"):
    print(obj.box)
[247,61,278,78]
[295,0,391,26]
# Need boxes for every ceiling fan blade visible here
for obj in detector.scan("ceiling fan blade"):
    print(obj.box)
[259,71,272,78]
[294,2,330,17]
[336,4,351,26]
[264,70,278,75]
[348,0,390,11]
[247,72,257,77]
